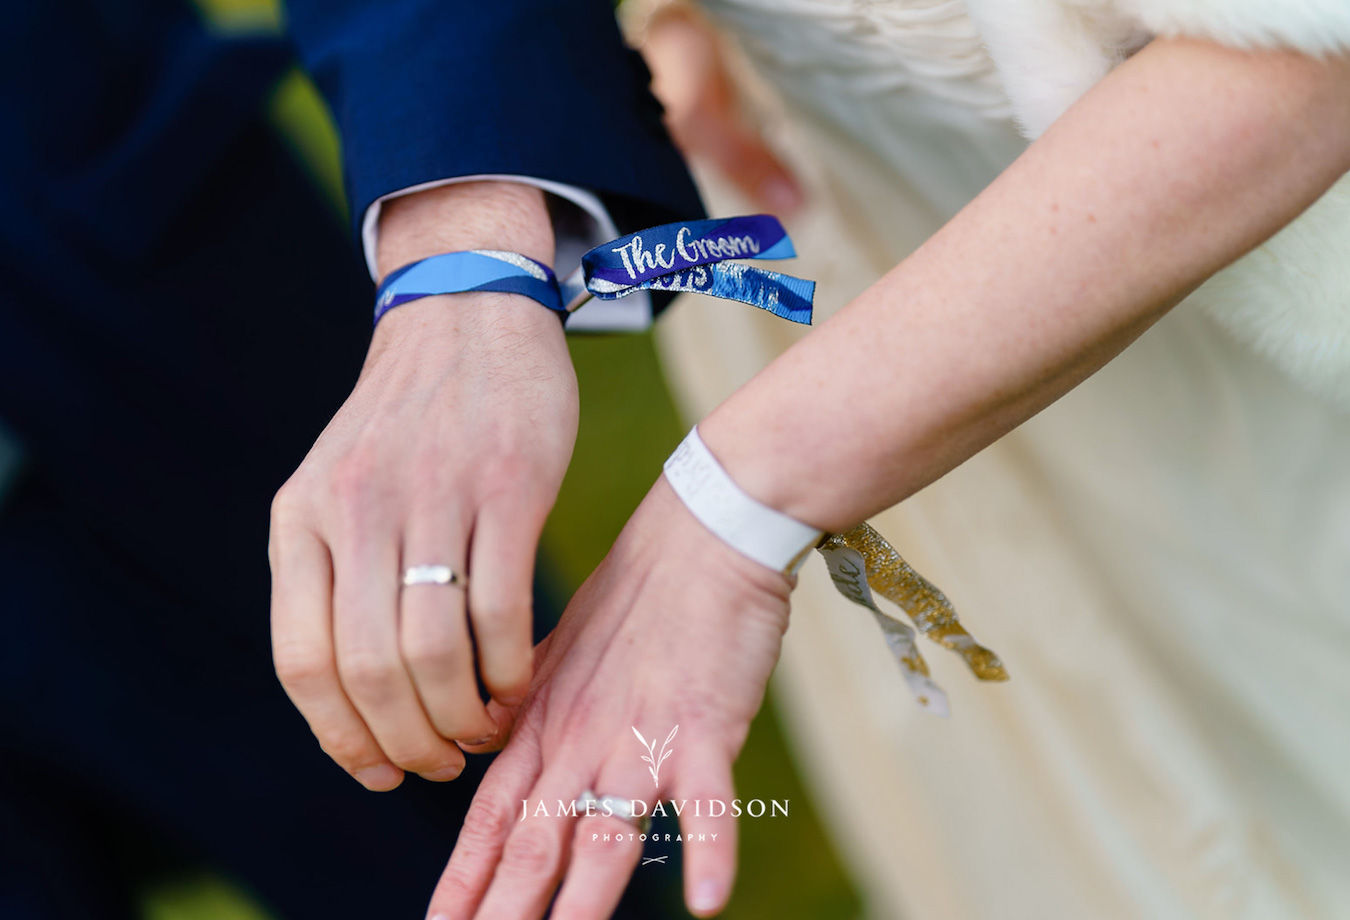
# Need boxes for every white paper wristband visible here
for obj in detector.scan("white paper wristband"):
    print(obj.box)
[663,426,822,575]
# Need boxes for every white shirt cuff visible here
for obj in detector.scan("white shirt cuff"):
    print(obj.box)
[361,175,653,332]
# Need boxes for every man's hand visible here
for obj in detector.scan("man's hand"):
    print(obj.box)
[269,182,577,790]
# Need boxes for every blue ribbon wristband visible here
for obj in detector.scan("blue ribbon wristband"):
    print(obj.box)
[372,215,815,328]
[373,250,563,325]
[578,215,814,324]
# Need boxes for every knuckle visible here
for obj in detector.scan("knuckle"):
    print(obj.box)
[477,452,551,509]
[573,824,635,859]
[680,688,733,732]
[470,597,532,640]
[427,711,488,744]
[272,644,332,692]
[480,451,530,491]
[383,741,448,774]
[319,730,377,768]
[409,448,456,495]
[682,697,715,727]
[432,864,476,904]
[401,634,463,677]
[269,482,305,531]
[500,828,557,877]
[463,798,514,844]
[557,691,600,739]
[267,484,311,565]
[329,447,380,509]
[338,652,402,704]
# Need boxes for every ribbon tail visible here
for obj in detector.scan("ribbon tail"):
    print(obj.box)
[818,538,950,714]
[833,523,1009,683]
[644,263,813,323]
[706,263,814,324]
[874,614,950,717]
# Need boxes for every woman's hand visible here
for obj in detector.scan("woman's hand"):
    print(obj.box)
[641,5,803,215]
[409,32,1349,918]
[268,182,577,790]
[423,477,792,920]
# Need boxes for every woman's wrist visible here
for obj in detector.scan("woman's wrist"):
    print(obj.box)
[663,426,822,574]
[638,475,797,601]
[697,399,862,535]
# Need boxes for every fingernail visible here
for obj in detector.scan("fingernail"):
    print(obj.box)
[420,763,464,782]
[760,177,803,215]
[690,879,723,914]
[353,764,402,791]
[460,734,494,747]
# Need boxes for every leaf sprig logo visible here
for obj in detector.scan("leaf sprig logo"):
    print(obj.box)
[516,722,788,836]
[633,724,678,787]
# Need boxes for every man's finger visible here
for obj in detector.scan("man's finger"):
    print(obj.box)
[466,498,542,704]
[269,523,402,791]
[330,509,466,780]
[457,633,557,755]
[401,512,496,746]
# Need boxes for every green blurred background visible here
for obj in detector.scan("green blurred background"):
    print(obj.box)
[142,2,862,917]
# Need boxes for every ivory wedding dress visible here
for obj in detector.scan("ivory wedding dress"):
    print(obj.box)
[652,2,1350,917]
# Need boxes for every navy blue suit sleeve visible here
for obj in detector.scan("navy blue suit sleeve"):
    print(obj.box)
[282,0,704,239]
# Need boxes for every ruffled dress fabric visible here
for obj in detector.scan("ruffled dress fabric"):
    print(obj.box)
[654,2,1350,917]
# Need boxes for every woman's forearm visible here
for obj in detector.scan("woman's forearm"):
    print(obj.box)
[699,37,1350,534]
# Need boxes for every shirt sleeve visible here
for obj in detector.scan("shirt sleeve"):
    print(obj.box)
[361,174,654,331]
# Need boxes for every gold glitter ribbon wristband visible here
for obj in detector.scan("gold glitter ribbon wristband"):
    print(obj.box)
[665,427,1007,715]
[817,524,1008,716]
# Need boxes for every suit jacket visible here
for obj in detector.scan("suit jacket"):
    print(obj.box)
[284,0,703,239]
[0,2,698,917]
[0,0,700,614]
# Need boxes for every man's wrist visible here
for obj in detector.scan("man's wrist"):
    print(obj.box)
[370,181,570,354]
[362,291,574,391]
[375,181,555,283]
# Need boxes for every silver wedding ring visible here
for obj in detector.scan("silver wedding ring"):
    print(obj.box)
[402,564,466,588]
[573,789,652,833]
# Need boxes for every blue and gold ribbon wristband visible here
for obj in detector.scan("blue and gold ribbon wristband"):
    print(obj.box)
[372,215,816,328]
[577,215,814,324]
[373,250,565,326]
